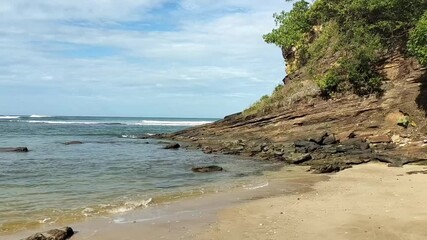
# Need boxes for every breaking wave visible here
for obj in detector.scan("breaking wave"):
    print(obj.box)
[29,115,50,118]
[135,120,213,126]
[0,116,20,119]
[21,120,213,126]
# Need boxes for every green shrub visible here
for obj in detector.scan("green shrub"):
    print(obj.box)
[408,11,427,66]
[315,68,342,96]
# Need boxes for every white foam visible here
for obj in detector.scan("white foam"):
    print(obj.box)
[135,120,213,126]
[30,115,50,118]
[244,182,269,190]
[82,207,97,217]
[107,198,152,214]
[121,134,138,139]
[38,218,51,224]
[27,120,101,125]
[0,116,20,119]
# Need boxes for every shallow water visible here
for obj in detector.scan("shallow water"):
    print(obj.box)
[0,116,281,234]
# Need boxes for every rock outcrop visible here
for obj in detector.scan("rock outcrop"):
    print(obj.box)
[157,54,427,173]
[0,147,29,152]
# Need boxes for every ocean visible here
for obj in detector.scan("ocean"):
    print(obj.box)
[0,115,279,235]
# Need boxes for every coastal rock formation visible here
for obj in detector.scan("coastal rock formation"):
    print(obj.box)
[24,227,74,240]
[0,147,29,152]
[192,166,223,173]
[157,54,427,173]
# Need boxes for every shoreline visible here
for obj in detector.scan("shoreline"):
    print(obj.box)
[10,162,427,240]
[2,165,326,240]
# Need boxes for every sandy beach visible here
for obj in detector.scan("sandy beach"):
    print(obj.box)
[81,163,427,240]
[10,162,427,240]
[196,163,427,240]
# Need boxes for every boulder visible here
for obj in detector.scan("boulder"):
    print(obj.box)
[322,135,336,145]
[163,143,180,149]
[310,164,352,174]
[308,132,328,144]
[294,140,319,153]
[25,227,74,240]
[64,141,83,145]
[286,153,312,164]
[0,147,29,152]
[192,166,223,173]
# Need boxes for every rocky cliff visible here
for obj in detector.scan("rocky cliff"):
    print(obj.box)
[160,0,427,171]
[163,52,427,172]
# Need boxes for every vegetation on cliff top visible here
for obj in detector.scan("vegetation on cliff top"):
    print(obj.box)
[244,0,427,117]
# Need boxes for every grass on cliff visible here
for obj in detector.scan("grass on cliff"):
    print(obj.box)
[243,80,319,117]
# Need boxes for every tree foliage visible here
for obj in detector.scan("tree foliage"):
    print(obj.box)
[408,11,427,66]
[263,1,311,51]
[264,0,427,97]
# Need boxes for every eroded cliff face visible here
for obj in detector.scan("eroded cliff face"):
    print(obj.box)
[164,52,427,171]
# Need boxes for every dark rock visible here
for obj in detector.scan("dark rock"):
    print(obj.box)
[192,165,223,173]
[0,147,29,152]
[340,138,370,151]
[311,164,352,174]
[407,170,427,175]
[286,153,312,164]
[224,112,242,120]
[64,141,83,145]
[322,135,336,145]
[294,140,319,153]
[163,143,180,149]
[360,142,370,150]
[371,154,403,167]
[335,145,355,153]
[251,145,263,154]
[308,132,328,144]
[25,227,74,240]
[202,146,213,154]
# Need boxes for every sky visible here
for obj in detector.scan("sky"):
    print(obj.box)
[0,0,292,118]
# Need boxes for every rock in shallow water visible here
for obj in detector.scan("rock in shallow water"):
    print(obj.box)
[63,141,83,145]
[163,143,181,149]
[0,147,29,152]
[192,165,223,173]
[24,227,74,240]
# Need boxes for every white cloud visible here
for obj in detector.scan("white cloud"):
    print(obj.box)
[0,0,292,117]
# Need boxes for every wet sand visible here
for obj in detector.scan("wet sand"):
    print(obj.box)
[70,166,324,240]
[7,163,427,240]
[197,163,427,240]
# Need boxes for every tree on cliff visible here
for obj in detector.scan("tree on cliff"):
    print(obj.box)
[263,0,427,97]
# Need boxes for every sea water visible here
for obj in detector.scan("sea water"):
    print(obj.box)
[0,115,280,234]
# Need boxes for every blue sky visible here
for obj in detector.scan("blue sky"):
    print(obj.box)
[0,0,292,118]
